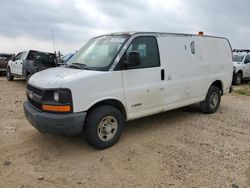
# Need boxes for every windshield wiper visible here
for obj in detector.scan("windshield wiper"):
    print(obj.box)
[67,63,89,70]
[72,63,89,70]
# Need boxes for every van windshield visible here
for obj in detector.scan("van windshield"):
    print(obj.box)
[233,55,244,62]
[67,35,129,71]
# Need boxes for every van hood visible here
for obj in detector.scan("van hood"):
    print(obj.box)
[28,67,103,88]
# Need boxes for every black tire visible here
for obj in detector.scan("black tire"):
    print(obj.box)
[84,105,124,149]
[200,86,221,114]
[233,72,242,85]
[6,67,14,81]
[25,73,31,81]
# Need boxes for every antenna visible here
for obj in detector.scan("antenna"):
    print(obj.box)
[51,29,56,53]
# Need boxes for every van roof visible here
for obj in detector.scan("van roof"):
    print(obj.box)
[96,31,228,40]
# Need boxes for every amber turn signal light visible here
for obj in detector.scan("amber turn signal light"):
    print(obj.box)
[198,31,204,35]
[42,104,71,112]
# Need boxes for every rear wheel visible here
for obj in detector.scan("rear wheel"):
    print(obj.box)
[233,72,242,85]
[84,105,124,149]
[200,86,221,114]
[6,68,14,81]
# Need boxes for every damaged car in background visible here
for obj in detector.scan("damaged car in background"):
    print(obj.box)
[7,50,57,81]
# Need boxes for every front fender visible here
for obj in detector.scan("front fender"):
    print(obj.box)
[84,96,127,113]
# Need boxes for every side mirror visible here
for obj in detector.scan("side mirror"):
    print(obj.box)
[123,51,140,68]
[12,56,16,61]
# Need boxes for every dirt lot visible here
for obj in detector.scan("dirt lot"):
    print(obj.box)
[0,77,250,188]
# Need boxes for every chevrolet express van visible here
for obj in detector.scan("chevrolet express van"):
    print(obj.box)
[24,32,233,149]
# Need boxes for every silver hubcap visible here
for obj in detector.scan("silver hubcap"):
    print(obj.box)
[97,116,118,141]
[210,92,219,108]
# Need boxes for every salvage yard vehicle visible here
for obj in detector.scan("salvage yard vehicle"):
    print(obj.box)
[7,50,57,81]
[23,32,233,149]
[0,53,14,75]
[57,52,75,66]
[232,49,250,85]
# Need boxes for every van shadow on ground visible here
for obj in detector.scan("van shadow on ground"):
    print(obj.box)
[26,103,202,153]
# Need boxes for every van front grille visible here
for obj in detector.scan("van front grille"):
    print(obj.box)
[28,97,42,110]
[26,84,43,110]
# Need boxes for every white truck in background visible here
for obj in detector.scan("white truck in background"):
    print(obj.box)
[23,32,233,149]
[232,49,250,85]
[7,50,57,81]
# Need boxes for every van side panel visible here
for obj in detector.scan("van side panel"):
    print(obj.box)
[157,35,207,108]
[157,35,232,111]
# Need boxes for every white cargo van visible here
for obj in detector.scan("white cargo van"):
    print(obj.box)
[23,32,233,149]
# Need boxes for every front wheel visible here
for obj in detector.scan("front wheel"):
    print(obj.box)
[84,105,124,149]
[200,86,221,114]
[6,68,14,81]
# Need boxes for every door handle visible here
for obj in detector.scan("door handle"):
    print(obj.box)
[161,69,165,80]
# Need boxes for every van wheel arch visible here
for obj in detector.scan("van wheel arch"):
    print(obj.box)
[210,80,223,95]
[87,99,127,121]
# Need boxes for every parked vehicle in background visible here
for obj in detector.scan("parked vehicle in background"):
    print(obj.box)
[24,32,233,149]
[57,52,76,66]
[7,50,57,81]
[232,49,250,85]
[62,52,75,63]
[0,53,14,75]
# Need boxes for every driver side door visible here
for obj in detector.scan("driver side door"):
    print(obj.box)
[120,36,165,120]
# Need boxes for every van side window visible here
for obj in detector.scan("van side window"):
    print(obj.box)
[123,36,160,69]
[190,41,195,54]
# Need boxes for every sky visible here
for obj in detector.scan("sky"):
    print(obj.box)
[0,0,249,55]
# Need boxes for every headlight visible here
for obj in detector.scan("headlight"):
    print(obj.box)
[43,89,72,103]
[54,91,59,102]
[42,89,72,113]
[233,66,236,72]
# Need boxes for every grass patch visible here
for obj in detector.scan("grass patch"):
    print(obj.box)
[233,87,250,96]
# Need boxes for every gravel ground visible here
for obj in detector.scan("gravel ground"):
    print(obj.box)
[0,77,250,188]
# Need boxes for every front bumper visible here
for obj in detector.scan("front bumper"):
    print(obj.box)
[23,101,86,136]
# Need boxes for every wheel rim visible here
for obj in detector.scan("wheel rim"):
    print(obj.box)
[97,116,118,141]
[209,92,219,109]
